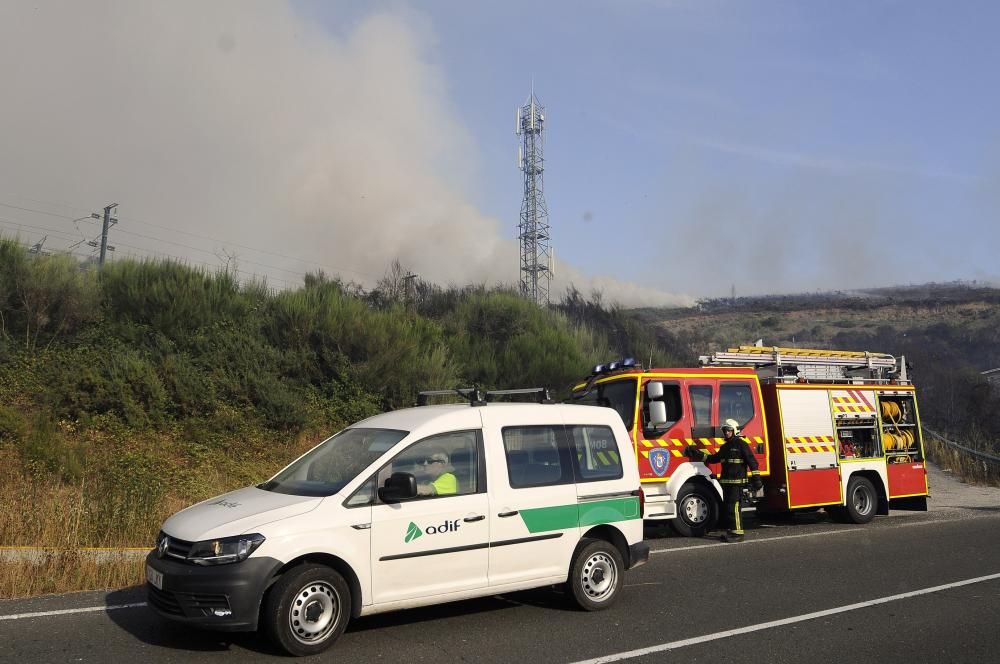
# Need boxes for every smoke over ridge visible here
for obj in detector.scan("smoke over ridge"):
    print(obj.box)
[0,1,691,307]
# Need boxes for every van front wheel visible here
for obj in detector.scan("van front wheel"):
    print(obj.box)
[263,564,350,657]
[568,538,624,611]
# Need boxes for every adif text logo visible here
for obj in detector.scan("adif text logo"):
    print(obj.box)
[404,519,461,543]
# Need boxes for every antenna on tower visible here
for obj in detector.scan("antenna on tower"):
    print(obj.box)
[515,88,551,305]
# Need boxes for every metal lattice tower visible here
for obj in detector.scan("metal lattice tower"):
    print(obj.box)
[516,92,551,305]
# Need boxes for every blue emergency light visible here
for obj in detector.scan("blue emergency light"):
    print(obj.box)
[592,357,638,376]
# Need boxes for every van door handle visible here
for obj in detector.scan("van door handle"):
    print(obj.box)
[498,510,519,518]
[464,514,486,523]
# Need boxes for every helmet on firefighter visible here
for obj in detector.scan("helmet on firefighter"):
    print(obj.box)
[721,418,740,435]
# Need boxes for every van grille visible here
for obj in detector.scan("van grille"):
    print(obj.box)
[158,532,194,561]
[147,585,232,618]
[147,585,183,615]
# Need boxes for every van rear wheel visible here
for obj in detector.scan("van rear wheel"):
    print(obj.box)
[671,482,718,537]
[263,564,350,657]
[568,538,624,611]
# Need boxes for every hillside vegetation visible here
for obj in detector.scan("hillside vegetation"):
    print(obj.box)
[0,238,665,556]
[635,283,1000,448]
[1,235,998,595]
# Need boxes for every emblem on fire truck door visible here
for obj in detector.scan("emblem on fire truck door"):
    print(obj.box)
[649,448,670,477]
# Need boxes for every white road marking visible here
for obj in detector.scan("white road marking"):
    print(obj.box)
[648,511,999,555]
[4,514,997,624]
[569,572,1000,664]
[649,527,861,554]
[0,602,147,621]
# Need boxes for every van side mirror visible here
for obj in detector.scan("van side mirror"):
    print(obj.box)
[648,401,667,428]
[646,381,664,399]
[378,472,417,503]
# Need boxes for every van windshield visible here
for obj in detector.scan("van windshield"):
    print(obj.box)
[260,428,408,497]
[572,378,637,430]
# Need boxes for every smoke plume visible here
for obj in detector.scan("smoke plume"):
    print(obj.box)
[0,1,691,307]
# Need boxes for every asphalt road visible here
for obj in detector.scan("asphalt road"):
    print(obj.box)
[3,466,999,663]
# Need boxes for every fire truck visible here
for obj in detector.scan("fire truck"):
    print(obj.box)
[571,346,929,536]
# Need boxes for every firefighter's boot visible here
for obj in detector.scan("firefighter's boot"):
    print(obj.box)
[722,531,744,543]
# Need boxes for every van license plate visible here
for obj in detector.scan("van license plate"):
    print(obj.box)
[146,565,163,590]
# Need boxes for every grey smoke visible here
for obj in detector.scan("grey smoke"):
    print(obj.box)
[0,1,691,307]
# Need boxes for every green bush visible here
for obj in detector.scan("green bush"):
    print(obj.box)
[448,292,607,393]
[43,344,168,427]
[18,415,84,482]
[0,405,26,446]
[0,240,99,352]
[99,260,267,347]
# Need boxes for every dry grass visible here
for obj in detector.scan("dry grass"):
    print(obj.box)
[0,427,323,599]
[0,552,145,599]
[925,435,1000,487]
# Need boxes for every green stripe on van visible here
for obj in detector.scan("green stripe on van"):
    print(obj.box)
[519,497,640,533]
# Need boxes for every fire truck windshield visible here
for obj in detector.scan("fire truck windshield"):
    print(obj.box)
[573,378,637,430]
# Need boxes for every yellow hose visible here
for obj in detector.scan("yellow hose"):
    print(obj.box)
[881,401,902,421]
[879,400,911,453]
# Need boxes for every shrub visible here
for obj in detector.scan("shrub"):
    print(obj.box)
[43,344,168,427]
[0,405,27,446]
[17,415,84,482]
[0,242,99,352]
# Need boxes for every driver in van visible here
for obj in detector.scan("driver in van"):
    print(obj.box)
[415,447,457,496]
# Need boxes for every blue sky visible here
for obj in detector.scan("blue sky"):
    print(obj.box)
[0,1,996,303]
[297,0,1000,296]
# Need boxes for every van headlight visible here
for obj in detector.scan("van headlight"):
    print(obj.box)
[187,534,265,566]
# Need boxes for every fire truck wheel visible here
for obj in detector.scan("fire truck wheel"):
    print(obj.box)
[844,476,877,524]
[671,482,718,537]
[567,538,624,611]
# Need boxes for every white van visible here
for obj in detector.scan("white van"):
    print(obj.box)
[145,394,648,656]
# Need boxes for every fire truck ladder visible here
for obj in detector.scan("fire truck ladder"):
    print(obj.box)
[699,346,905,384]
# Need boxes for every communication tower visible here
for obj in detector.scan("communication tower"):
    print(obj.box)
[516,91,551,305]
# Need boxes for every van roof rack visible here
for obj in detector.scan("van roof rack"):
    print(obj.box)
[416,387,553,407]
[417,388,485,407]
[485,388,554,404]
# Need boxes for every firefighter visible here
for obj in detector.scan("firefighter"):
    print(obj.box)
[684,418,762,542]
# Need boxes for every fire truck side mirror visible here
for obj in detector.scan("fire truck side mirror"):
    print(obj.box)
[648,401,668,428]
[646,381,664,399]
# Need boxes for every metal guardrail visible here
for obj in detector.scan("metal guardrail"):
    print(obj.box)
[924,427,1000,464]
[0,547,148,562]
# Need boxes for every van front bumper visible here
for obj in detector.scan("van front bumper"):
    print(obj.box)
[144,551,282,632]
[628,541,650,569]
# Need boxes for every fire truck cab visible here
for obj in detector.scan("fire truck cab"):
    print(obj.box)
[572,347,929,536]
[572,361,770,536]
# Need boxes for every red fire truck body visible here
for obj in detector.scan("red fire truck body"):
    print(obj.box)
[572,347,928,535]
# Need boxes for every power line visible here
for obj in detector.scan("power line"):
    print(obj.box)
[0,217,83,242]
[0,197,381,281]
[0,201,77,220]
[0,217,297,286]
[1,226,300,290]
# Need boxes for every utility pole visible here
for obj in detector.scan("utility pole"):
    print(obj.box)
[99,203,118,266]
[28,235,48,255]
[402,272,417,305]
